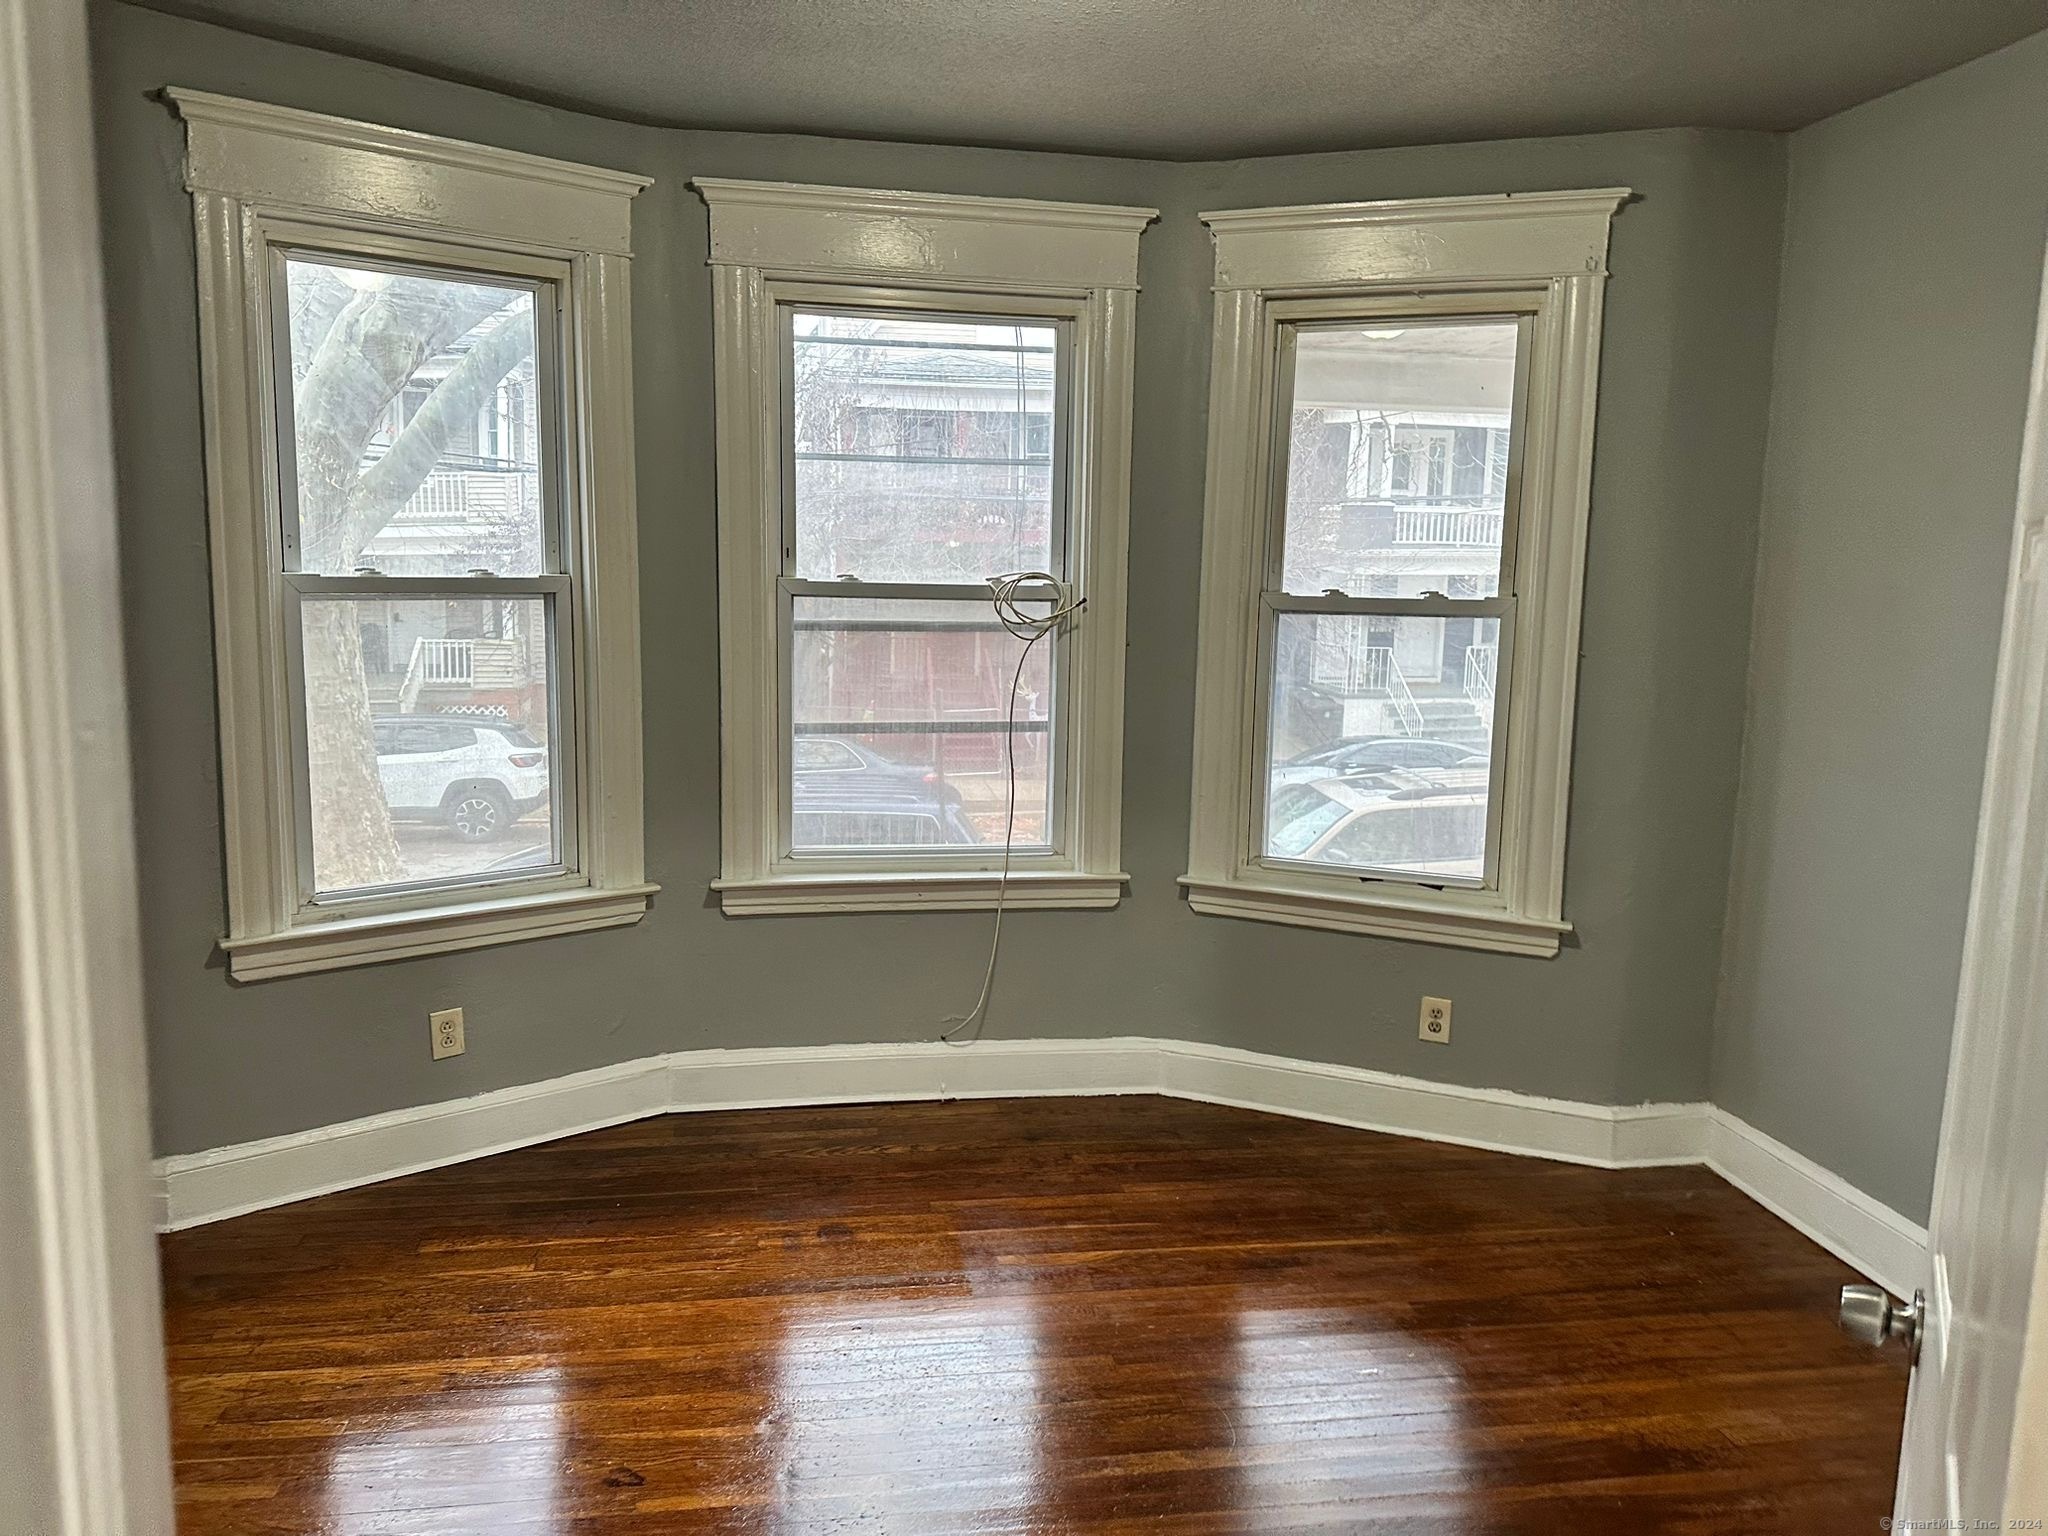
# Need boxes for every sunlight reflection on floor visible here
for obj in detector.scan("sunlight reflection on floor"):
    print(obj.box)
[1231,1308,1473,1527]
[766,1299,1044,1533]
[319,1364,566,1534]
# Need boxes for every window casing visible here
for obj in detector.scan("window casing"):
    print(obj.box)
[1182,190,1628,956]
[697,180,1154,914]
[171,91,654,979]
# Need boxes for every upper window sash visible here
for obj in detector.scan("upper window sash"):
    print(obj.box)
[776,301,1077,587]
[695,180,1154,914]
[1264,310,1536,601]
[169,90,653,980]
[1182,189,1627,958]
[265,244,572,580]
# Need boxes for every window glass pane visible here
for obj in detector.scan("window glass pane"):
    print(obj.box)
[301,597,556,895]
[790,311,1057,583]
[1278,320,1517,598]
[790,596,1054,852]
[282,258,547,577]
[1265,613,1498,881]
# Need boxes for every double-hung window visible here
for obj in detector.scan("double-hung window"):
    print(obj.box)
[1183,190,1628,955]
[783,308,1068,859]
[171,91,654,979]
[697,180,1153,913]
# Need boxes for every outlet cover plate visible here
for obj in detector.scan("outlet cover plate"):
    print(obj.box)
[430,1007,465,1059]
[1419,996,1452,1044]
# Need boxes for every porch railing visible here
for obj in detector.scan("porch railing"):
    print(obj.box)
[1465,642,1498,709]
[1383,655,1424,735]
[1391,508,1504,548]
[1309,634,1423,734]
[399,468,526,524]
[416,637,474,685]
[396,637,474,712]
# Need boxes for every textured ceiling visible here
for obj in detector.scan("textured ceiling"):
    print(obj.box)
[131,0,2048,159]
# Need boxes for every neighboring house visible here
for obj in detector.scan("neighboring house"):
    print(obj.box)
[794,315,1054,584]
[349,335,553,741]
[348,312,1057,784]
[791,316,1056,814]
[348,312,1490,770]
[1274,326,1512,754]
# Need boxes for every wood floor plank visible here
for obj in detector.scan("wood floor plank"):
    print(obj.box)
[161,1096,1907,1533]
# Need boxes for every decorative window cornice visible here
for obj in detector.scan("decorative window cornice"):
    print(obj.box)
[1201,188,1632,290]
[165,88,650,256]
[694,177,1156,290]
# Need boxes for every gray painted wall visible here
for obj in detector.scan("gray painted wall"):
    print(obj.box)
[1713,30,2048,1224]
[91,0,1786,1156]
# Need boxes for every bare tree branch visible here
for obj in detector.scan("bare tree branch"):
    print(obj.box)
[343,315,535,561]
[296,277,504,571]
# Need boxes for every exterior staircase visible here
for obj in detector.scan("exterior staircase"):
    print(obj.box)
[1410,695,1492,748]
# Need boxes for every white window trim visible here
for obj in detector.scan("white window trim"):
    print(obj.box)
[168,90,656,980]
[1181,189,1630,957]
[695,179,1155,915]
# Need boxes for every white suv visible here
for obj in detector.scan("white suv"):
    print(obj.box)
[372,716,549,841]
[1266,768,1490,881]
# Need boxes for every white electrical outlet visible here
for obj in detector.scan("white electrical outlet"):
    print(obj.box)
[430,1007,465,1060]
[1419,996,1452,1044]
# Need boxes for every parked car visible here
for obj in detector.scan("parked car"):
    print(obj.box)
[1270,735,1486,789]
[372,715,549,841]
[792,735,978,847]
[1266,767,1490,879]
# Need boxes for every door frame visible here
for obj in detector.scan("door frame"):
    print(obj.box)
[0,0,176,1526]
[1897,237,2048,1521]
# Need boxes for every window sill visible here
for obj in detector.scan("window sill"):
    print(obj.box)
[1177,875,1567,957]
[713,869,1127,916]
[219,882,659,981]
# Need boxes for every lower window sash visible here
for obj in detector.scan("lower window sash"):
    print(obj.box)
[283,581,577,905]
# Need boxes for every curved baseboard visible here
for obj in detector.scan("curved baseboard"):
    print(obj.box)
[151,1036,1923,1295]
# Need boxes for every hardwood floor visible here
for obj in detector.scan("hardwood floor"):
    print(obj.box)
[161,1096,1907,1533]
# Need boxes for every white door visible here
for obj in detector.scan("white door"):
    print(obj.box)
[1892,247,2048,1524]
[1393,578,1446,682]
[0,0,176,1525]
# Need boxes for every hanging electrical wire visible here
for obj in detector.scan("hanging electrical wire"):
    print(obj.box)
[938,569,1084,1045]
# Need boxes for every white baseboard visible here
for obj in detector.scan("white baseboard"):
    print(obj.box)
[1703,1107,1930,1300]
[153,1055,671,1230]
[152,1038,1161,1230]
[1154,1040,1707,1168]
[152,1038,1928,1298]
[662,1036,1161,1113]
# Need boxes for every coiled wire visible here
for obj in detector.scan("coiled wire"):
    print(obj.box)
[939,571,1086,1044]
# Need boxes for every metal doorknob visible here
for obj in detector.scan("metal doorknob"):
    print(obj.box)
[1839,1283,1924,1362]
